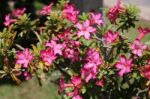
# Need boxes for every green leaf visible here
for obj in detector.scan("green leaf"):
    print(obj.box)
[0,70,7,78]
[78,13,89,21]
[31,44,40,56]
[129,78,135,85]
[122,82,129,89]
[118,77,123,83]
[81,86,87,94]
[108,70,115,75]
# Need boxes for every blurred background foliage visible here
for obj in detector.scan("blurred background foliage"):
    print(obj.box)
[0,0,58,29]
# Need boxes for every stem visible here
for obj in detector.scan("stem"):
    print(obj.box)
[55,63,70,78]
[106,46,115,61]
[33,30,42,43]
[11,69,22,72]
[94,36,112,61]
[108,90,112,99]
[15,44,24,50]
[95,36,111,48]
[116,23,124,31]
[136,88,149,96]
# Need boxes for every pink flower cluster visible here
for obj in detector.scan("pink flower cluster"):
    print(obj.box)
[9,1,150,98]
[137,26,150,40]
[107,0,124,23]
[40,48,56,65]
[58,30,80,63]
[62,4,79,23]
[12,7,26,18]
[4,7,26,26]
[63,48,79,62]
[89,13,104,26]
[141,65,150,80]
[16,48,34,68]
[46,39,64,56]
[59,76,83,99]
[76,20,96,40]
[115,55,133,77]
[39,3,53,15]
[75,12,104,40]
[3,14,17,26]
[104,30,119,45]
[130,39,147,57]
[16,49,33,81]
[62,40,80,62]
[40,29,81,65]
[81,48,103,83]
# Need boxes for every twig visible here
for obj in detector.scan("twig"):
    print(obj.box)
[33,30,42,43]
[55,64,70,78]
[53,61,70,77]
[136,88,149,96]
[94,36,111,48]
[106,46,115,61]
[11,69,22,72]
[15,44,24,50]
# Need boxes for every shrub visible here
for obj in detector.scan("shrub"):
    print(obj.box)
[0,0,150,98]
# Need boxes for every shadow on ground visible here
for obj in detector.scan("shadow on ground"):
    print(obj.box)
[0,77,61,99]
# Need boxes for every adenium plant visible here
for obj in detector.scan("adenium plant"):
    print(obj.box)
[1,0,150,98]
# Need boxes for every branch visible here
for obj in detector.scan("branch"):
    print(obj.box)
[33,30,42,43]
[136,88,149,96]
[15,44,24,50]
[55,64,70,78]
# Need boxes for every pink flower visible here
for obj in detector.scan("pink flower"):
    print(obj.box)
[96,79,104,87]
[23,71,30,80]
[59,76,82,98]
[58,77,65,94]
[85,48,103,66]
[40,48,56,65]
[81,49,103,83]
[72,95,83,99]
[140,66,150,80]
[58,77,74,95]
[57,28,71,41]
[115,55,133,77]
[62,4,79,23]
[69,40,81,48]
[76,20,96,39]
[16,48,34,68]
[137,26,150,40]
[3,14,17,26]
[147,60,150,65]
[81,68,95,83]
[39,3,53,15]
[90,12,104,26]
[66,88,82,99]
[130,39,147,57]
[71,76,82,89]
[12,7,26,18]
[46,39,64,55]
[104,30,119,44]
[107,0,124,23]
[63,48,79,62]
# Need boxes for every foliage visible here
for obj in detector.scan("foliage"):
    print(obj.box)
[0,0,150,99]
